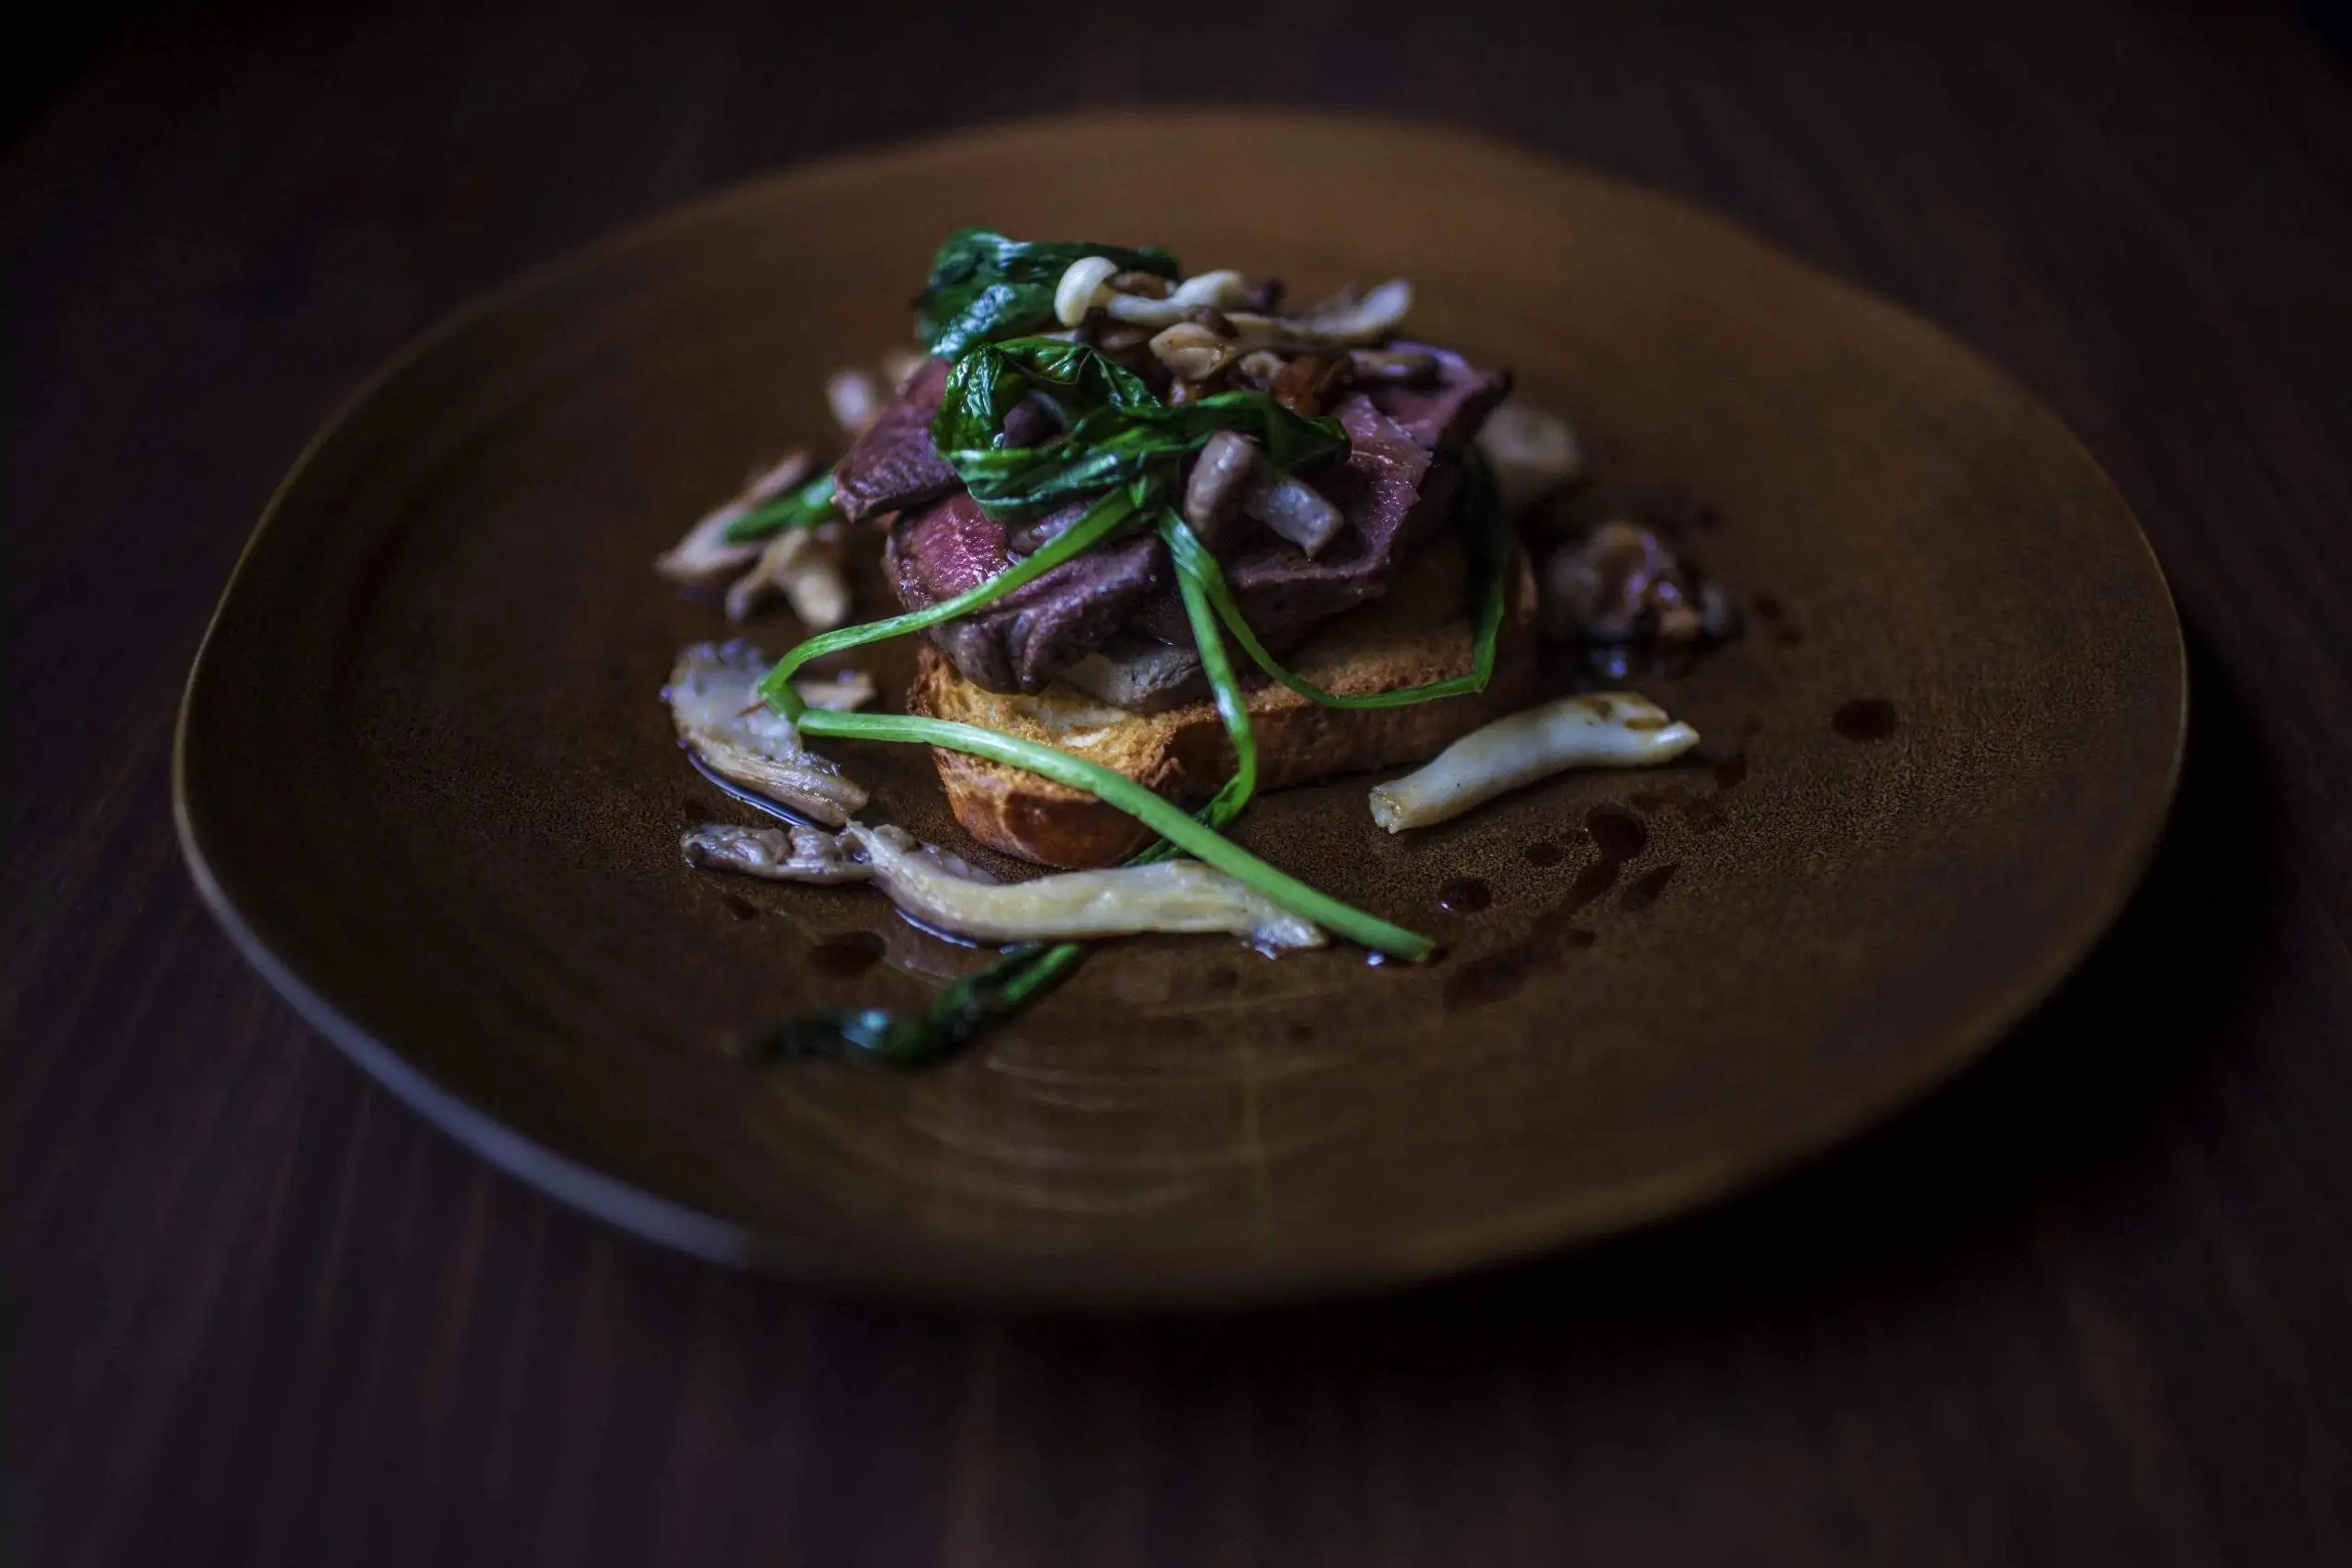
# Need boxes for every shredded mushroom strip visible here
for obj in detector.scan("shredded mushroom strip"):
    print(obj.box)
[1476,402,1583,515]
[683,823,1327,950]
[1242,471,1345,555]
[1225,278,1413,350]
[1054,258,1409,347]
[1368,694,1702,832]
[655,452,813,585]
[724,525,850,628]
[1057,261,1251,329]
[666,642,872,826]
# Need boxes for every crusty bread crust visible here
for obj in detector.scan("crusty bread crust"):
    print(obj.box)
[909,546,1539,867]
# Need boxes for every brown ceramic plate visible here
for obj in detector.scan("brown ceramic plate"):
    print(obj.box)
[175,112,2183,1307]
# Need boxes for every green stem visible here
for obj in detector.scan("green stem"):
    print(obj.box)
[796,750,1274,1069]
[794,706,1430,958]
[1161,510,1261,829]
[747,449,1499,1068]
[758,479,1145,713]
[764,939,1091,1068]
[721,472,840,545]
[1160,456,1510,709]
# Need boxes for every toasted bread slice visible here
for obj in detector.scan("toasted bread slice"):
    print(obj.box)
[909,542,1539,867]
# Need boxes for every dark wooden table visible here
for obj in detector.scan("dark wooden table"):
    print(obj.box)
[8,2,2352,1562]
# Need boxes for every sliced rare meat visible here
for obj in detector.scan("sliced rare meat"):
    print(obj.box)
[887,492,1166,693]
[886,393,1469,700]
[832,356,957,523]
[1128,393,1450,647]
[1004,497,1094,557]
[1367,344,1510,451]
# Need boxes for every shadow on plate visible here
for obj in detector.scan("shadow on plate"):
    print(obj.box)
[470,637,2249,1387]
[1136,624,2261,1359]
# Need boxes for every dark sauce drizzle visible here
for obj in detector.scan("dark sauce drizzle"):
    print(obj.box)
[686,754,905,981]
[1445,805,1656,1010]
[1832,698,1900,742]
[1751,592,1804,645]
[1438,877,1494,914]
[1587,807,1648,861]
[809,931,887,977]
[1621,863,1679,911]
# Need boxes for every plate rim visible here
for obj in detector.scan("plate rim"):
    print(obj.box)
[173,107,2188,1308]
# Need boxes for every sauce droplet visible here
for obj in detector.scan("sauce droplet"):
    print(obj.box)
[1751,594,1802,642]
[1442,814,1643,1012]
[1713,751,1749,791]
[1586,807,1648,862]
[1206,966,1239,990]
[1442,922,1597,1010]
[1832,698,1900,742]
[1565,857,1623,915]
[1621,863,1680,911]
[720,895,759,922]
[1523,840,1567,867]
[1437,876,1493,914]
[1286,1021,1316,1043]
[808,931,886,977]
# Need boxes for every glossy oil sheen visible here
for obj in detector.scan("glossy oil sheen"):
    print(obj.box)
[174,112,2185,1307]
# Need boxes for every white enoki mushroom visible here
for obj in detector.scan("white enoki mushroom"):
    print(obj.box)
[1226,278,1413,351]
[666,642,871,826]
[1105,269,1250,326]
[1148,321,1239,382]
[1367,694,1701,832]
[1346,346,1440,384]
[1229,349,1287,389]
[655,451,814,586]
[1056,259,1253,330]
[682,822,1327,950]
[1476,402,1584,515]
[724,525,850,629]
[1242,472,1345,556]
[1054,256,1122,326]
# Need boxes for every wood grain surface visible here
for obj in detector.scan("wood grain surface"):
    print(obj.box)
[6,0,2351,1562]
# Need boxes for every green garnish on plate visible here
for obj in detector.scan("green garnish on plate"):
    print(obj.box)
[753,232,1507,1067]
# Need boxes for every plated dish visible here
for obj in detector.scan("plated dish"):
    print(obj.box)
[657,230,1735,1063]
[175,115,2183,1303]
